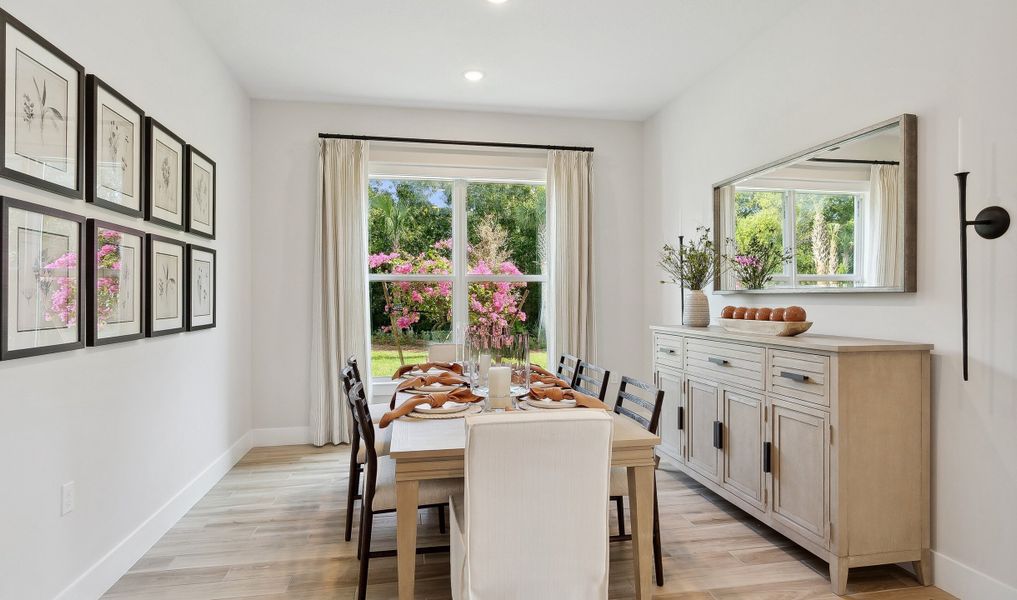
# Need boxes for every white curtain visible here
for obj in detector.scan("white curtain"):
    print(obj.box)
[861,164,902,288]
[547,150,595,361]
[310,139,369,446]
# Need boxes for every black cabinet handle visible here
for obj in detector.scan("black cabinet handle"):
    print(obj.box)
[660,348,677,355]
[763,441,772,473]
[708,357,729,367]
[713,421,723,449]
[779,371,809,382]
[677,406,684,430]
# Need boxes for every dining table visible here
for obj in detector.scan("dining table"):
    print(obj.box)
[387,387,661,599]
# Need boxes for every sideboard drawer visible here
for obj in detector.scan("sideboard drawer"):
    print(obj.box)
[654,333,683,370]
[768,349,830,407]
[685,337,764,390]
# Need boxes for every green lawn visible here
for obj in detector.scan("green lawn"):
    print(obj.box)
[370,349,549,378]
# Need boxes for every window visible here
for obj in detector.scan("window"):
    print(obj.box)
[732,186,863,289]
[367,178,548,377]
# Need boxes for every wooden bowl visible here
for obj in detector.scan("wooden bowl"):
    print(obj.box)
[718,318,813,337]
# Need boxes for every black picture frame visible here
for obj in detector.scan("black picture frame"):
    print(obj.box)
[86,219,146,346]
[85,75,146,217]
[144,117,186,231]
[0,9,85,199]
[185,145,216,239]
[186,244,215,331]
[0,196,86,360]
[145,233,186,337]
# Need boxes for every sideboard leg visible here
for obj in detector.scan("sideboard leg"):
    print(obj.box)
[912,549,933,586]
[829,556,849,595]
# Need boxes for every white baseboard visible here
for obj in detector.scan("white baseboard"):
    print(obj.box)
[53,432,253,600]
[251,425,311,447]
[933,550,1017,600]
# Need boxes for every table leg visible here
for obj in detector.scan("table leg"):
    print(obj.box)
[396,479,419,600]
[628,464,654,600]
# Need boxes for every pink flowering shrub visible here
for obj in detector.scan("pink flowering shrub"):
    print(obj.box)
[94,228,127,326]
[369,238,528,339]
[42,252,79,326]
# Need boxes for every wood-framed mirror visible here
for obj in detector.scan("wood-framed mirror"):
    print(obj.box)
[713,114,916,294]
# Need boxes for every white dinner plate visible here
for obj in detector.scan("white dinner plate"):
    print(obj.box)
[526,398,577,410]
[410,383,462,393]
[414,401,471,414]
[530,381,556,389]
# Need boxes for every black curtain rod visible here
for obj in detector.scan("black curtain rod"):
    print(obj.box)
[807,158,899,165]
[317,133,593,153]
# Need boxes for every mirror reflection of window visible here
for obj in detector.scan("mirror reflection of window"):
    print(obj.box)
[719,119,909,292]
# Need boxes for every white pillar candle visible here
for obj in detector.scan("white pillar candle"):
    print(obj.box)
[478,353,491,384]
[488,366,511,399]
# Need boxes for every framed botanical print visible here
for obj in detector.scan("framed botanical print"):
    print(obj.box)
[0,10,85,198]
[86,76,144,216]
[144,118,185,230]
[186,244,215,331]
[1,197,85,359]
[185,146,215,238]
[86,220,144,345]
[145,233,184,336]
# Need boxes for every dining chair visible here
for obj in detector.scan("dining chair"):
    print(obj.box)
[609,375,665,586]
[557,352,582,387]
[573,360,611,400]
[428,342,459,363]
[347,381,463,600]
[450,411,614,600]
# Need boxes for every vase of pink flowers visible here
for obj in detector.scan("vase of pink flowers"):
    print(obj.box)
[726,239,794,290]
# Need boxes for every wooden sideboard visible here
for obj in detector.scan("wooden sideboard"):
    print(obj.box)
[650,325,932,595]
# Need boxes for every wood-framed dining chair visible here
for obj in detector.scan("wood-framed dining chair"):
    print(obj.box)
[347,381,463,600]
[608,375,665,587]
[574,360,611,401]
[557,353,583,387]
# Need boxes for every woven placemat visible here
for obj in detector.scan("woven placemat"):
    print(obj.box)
[401,404,484,421]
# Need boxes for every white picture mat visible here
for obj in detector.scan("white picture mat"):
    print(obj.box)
[6,206,80,350]
[149,239,183,331]
[189,248,214,327]
[188,152,214,235]
[4,23,79,189]
[97,229,143,339]
[149,126,183,225]
[95,86,142,209]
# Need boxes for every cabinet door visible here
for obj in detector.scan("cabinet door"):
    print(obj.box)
[721,388,765,510]
[771,399,830,547]
[656,368,684,464]
[686,377,721,482]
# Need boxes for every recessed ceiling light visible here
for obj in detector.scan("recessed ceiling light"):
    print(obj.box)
[464,70,485,82]
[488,0,508,4]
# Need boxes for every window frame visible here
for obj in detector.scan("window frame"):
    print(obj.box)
[366,174,549,382]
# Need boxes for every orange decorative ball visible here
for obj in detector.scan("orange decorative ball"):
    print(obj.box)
[756,308,772,320]
[745,308,758,320]
[770,308,786,321]
[733,307,748,319]
[785,306,807,322]
[721,305,736,319]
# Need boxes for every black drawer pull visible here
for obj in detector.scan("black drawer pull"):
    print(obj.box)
[763,441,772,473]
[677,406,684,430]
[660,348,677,355]
[708,357,729,366]
[713,421,723,449]
[779,371,809,382]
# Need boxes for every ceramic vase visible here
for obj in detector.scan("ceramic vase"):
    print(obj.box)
[683,289,710,327]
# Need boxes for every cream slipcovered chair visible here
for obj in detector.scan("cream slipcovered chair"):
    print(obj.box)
[450,410,614,600]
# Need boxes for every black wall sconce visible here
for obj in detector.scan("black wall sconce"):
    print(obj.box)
[957,171,1010,381]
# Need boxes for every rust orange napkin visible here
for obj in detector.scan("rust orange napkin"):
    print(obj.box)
[528,385,608,410]
[529,363,557,378]
[390,373,468,408]
[379,387,483,428]
[530,373,573,388]
[392,361,464,379]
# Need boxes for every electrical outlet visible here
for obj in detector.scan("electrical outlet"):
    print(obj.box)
[61,481,75,516]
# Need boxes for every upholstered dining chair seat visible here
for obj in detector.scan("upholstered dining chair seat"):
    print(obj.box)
[371,455,463,511]
[356,424,391,464]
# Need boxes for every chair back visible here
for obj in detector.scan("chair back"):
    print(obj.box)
[346,356,363,386]
[347,382,377,467]
[557,353,582,387]
[574,361,611,401]
[428,343,459,363]
[613,376,665,434]
[459,411,613,600]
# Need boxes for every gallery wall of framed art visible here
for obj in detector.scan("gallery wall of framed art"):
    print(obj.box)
[0,6,219,361]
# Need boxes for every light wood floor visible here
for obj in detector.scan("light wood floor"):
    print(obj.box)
[103,445,955,600]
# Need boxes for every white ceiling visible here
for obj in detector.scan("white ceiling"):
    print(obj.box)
[176,0,803,120]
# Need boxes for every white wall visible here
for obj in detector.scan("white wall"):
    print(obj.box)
[250,100,643,434]
[642,1,1017,598]
[0,1,252,599]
